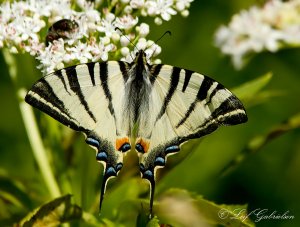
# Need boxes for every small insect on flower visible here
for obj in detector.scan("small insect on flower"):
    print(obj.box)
[46,19,79,46]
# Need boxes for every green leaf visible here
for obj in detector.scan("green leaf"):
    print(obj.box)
[100,178,147,219]
[157,189,254,227]
[232,72,272,99]
[222,112,300,175]
[18,194,82,226]
[136,210,160,227]
[0,174,33,210]
[96,218,118,227]
[232,72,274,106]
[146,216,160,227]
[248,112,300,151]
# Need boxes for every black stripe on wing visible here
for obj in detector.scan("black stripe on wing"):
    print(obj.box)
[182,69,193,92]
[210,95,248,125]
[99,62,116,118]
[197,75,214,101]
[176,76,214,128]
[55,70,71,95]
[118,61,130,82]
[179,96,247,143]
[65,66,97,123]
[156,67,181,121]
[205,83,224,105]
[87,62,96,86]
[149,64,163,84]
[25,79,87,132]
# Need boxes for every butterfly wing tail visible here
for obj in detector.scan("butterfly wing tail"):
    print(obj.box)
[139,167,156,218]
[86,135,126,214]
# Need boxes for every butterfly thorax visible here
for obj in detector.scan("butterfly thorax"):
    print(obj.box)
[121,50,153,137]
[134,50,148,72]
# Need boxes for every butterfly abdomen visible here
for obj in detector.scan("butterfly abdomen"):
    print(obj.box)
[122,65,153,135]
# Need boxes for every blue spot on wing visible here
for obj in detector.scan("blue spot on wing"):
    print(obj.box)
[116,163,123,171]
[154,157,165,166]
[120,143,131,152]
[86,137,100,148]
[165,145,180,154]
[140,164,145,172]
[105,166,117,177]
[96,151,107,161]
[136,143,144,153]
[143,170,153,179]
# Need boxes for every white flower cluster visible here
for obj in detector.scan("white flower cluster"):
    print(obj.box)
[215,0,300,69]
[0,0,193,74]
[128,0,193,24]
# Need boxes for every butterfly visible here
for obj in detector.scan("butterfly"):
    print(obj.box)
[25,49,247,217]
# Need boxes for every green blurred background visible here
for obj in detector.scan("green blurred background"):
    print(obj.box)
[0,0,299,226]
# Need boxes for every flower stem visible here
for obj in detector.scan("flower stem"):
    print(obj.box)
[3,50,61,198]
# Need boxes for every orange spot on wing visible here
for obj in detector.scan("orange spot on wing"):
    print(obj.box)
[137,138,150,153]
[116,137,129,151]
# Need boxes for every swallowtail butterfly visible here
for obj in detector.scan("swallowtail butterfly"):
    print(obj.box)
[25,49,247,217]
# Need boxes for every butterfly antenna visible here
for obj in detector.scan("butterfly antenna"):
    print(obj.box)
[148,31,171,60]
[115,27,138,60]
[155,30,172,44]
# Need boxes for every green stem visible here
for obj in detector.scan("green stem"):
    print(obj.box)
[3,49,61,198]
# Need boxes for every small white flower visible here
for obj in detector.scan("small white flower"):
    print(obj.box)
[98,13,116,37]
[71,41,93,63]
[181,9,189,17]
[37,39,66,74]
[130,0,145,9]
[123,5,133,14]
[136,23,150,37]
[10,46,18,54]
[121,46,130,56]
[121,54,133,63]
[153,44,162,56]
[282,25,300,44]
[175,0,193,11]
[26,39,45,56]
[144,48,154,58]
[153,58,161,64]
[0,2,12,24]
[136,38,147,50]
[154,17,163,25]
[114,15,139,30]
[111,32,120,42]
[120,35,130,46]
[101,36,111,45]
[99,43,114,61]
[146,0,177,21]
[146,40,154,47]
